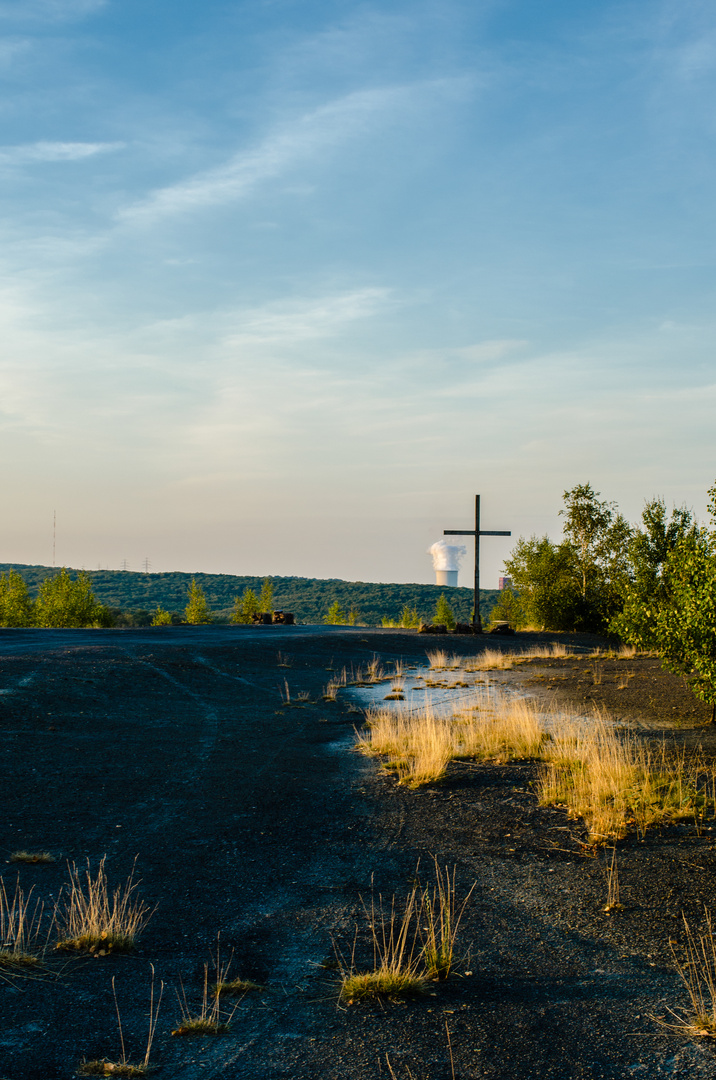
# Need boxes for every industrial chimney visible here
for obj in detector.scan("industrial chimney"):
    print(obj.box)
[428,540,466,588]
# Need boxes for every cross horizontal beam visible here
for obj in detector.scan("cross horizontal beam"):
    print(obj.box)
[444,530,511,537]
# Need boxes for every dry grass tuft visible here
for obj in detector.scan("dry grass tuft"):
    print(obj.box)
[538,716,714,842]
[55,857,152,954]
[464,648,515,671]
[337,863,474,1003]
[657,911,716,1037]
[214,977,261,996]
[420,860,475,980]
[358,686,545,787]
[78,966,163,1076]
[0,878,46,972]
[172,962,238,1036]
[338,885,425,1002]
[10,850,54,865]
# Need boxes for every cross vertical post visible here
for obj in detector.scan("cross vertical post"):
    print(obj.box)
[444,495,511,632]
[474,494,480,629]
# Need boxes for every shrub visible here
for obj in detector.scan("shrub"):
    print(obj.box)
[433,594,455,631]
[151,606,172,626]
[231,587,260,624]
[184,579,212,624]
[0,569,35,627]
[35,569,112,628]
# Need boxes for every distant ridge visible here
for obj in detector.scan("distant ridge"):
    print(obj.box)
[0,564,500,626]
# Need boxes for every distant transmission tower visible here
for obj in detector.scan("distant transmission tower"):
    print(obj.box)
[121,559,129,572]
[143,557,151,573]
[52,510,56,567]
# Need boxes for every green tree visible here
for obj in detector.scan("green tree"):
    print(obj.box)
[0,569,35,627]
[654,483,716,721]
[259,578,274,614]
[151,605,173,626]
[399,605,421,629]
[489,588,526,629]
[504,484,631,632]
[35,569,111,628]
[231,587,260,624]
[185,579,212,624]
[433,594,456,630]
[611,499,697,648]
[324,601,347,625]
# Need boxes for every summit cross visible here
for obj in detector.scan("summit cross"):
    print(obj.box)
[444,495,511,632]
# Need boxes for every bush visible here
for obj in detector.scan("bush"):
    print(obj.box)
[0,570,35,627]
[433,594,455,631]
[324,601,347,625]
[35,569,112,628]
[231,587,260,624]
[151,606,173,626]
[185,580,212,625]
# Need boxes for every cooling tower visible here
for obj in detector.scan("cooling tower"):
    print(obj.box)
[435,569,458,587]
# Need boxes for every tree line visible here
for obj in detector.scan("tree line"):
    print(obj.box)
[494,480,716,718]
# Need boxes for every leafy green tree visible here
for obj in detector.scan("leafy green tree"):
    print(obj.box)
[611,499,697,648]
[653,483,716,721]
[0,569,35,627]
[151,605,173,626]
[184,579,212,624]
[324,601,347,625]
[259,578,274,614]
[35,569,111,628]
[504,484,631,632]
[231,587,260,624]
[433,594,456,630]
[399,605,421,629]
[489,588,525,629]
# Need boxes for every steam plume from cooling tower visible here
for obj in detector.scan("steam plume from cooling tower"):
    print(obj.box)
[428,540,466,572]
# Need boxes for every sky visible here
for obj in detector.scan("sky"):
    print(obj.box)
[1,0,715,587]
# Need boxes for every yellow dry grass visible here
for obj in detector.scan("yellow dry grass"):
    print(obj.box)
[358,684,715,842]
[537,714,715,842]
[55,857,152,954]
[357,686,545,787]
[0,878,45,971]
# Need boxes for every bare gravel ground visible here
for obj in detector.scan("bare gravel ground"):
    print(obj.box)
[1,625,716,1079]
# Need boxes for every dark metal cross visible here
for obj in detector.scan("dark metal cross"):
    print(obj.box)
[444,495,511,632]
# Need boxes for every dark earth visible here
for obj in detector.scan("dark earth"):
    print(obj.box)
[2,625,716,1079]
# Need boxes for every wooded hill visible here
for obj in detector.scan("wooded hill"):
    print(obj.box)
[0,564,500,626]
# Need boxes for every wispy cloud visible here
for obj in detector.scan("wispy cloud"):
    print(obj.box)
[0,0,106,21]
[0,140,124,166]
[221,288,392,348]
[119,80,469,224]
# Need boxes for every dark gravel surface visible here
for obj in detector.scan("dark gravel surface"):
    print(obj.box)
[1,625,715,1079]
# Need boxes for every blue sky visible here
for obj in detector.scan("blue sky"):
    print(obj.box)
[1,0,715,586]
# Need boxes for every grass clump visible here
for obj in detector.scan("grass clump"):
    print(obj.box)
[358,686,545,787]
[656,910,716,1037]
[337,862,474,1003]
[173,941,241,1036]
[420,861,475,980]
[78,967,163,1076]
[338,884,425,1003]
[10,850,54,865]
[0,878,46,972]
[55,857,152,954]
[537,715,714,842]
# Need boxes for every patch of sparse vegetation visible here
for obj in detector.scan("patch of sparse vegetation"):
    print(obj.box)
[337,863,474,1003]
[78,967,163,1076]
[0,878,46,973]
[358,686,545,787]
[55,857,152,954]
[172,963,237,1036]
[538,716,716,842]
[10,850,54,864]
